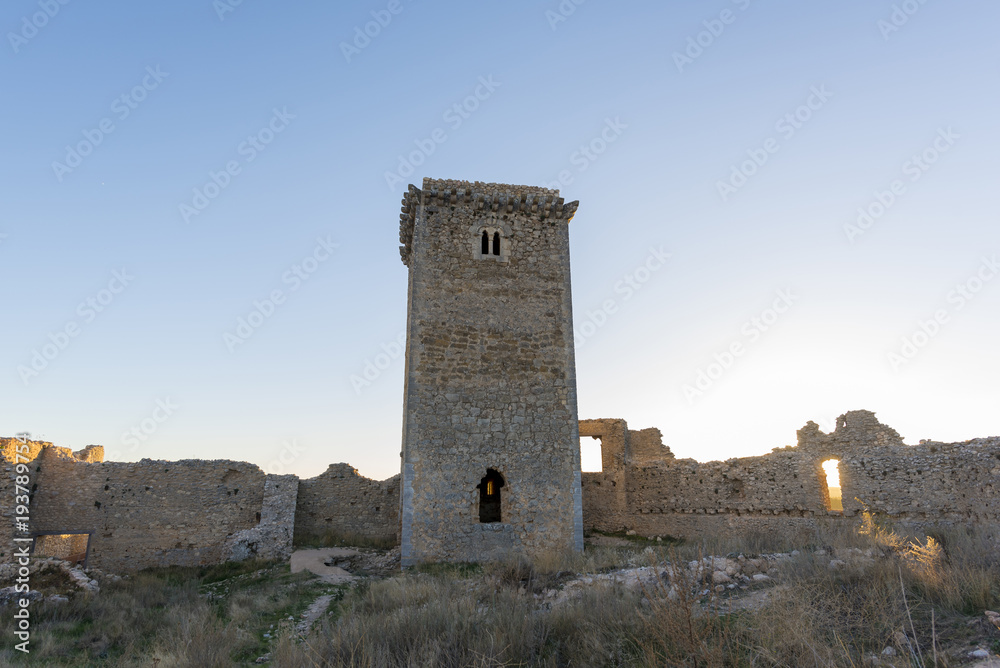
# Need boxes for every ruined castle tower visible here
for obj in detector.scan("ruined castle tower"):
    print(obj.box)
[397,178,584,566]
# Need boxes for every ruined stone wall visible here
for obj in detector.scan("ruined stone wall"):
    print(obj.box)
[33,533,90,562]
[1,439,57,564]
[295,464,400,542]
[629,428,673,465]
[6,408,996,572]
[582,411,1000,543]
[225,473,298,562]
[399,178,583,566]
[0,437,52,464]
[21,445,290,573]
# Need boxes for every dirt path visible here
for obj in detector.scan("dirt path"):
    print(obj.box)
[295,593,334,636]
[289,548,360,584]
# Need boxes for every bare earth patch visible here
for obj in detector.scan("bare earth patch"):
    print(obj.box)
[289,548,359,584]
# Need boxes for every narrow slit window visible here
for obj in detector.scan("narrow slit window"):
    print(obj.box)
[477,468,504,523]
[492,231,500,256]
[481,231,489,255]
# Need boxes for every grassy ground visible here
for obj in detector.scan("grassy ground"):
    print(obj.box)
[0,559,346,667]
[2,518,998,667]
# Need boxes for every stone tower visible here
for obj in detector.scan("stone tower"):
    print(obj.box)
[397,178,584,566]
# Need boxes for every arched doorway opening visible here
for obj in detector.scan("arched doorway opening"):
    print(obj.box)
[477,469,505,523]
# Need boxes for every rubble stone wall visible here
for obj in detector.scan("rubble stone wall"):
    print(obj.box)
[294,464,400,542]
[17,444,290,573]
[582,411,1000,542]
[1,439,56,564]
[4,410,997,572]
[398,179,584,566]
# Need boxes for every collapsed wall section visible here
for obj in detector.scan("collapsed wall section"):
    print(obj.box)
[294,463,400,543]
[225,473,298,561]
[1,439,60,564]
[22,445,292,573]
[582,411,1000,542]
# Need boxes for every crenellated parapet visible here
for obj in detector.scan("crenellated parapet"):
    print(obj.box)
[398,178,579,266]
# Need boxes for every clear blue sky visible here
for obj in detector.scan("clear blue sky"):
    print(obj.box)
[2,1,998,480]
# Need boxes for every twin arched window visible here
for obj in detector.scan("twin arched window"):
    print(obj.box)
[481,230,500,256]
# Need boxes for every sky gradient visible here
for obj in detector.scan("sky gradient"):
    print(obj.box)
[2,1,998,481]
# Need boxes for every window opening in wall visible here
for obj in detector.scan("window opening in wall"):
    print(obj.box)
[477,468,504,523]
[492,232,500,255]
[580,436,604,472]
[32,532,91,567]
[821,459,843,512]
[481,230,489,255]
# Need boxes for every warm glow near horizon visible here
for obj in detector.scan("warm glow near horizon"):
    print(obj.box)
[822,459,842,489]
[2,3,997,482]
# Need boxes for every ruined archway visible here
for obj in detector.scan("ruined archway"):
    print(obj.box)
[820,459,843,512]
[477,469,505,523]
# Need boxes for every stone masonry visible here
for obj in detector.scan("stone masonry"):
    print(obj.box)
[3,413,998,572]
[3,179,998,574]
[294,463,400,544]
[397,178,584,566]
[1,441,296,573]
[581,410,1000,542]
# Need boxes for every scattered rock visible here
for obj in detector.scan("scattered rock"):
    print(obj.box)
[711,570,732,585]
[0,587,42,606]
[295,594,335,636]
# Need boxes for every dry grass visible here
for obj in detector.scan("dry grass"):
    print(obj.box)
[294,528,397,551]
[2,518,998,666]
[0,559,334,666]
